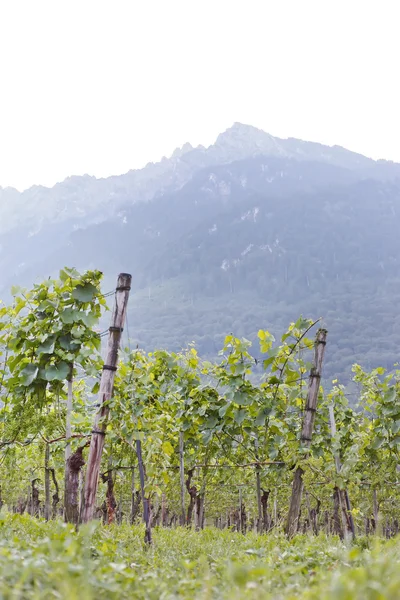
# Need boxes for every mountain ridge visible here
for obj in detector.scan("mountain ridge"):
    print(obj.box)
[2,123,400,381]
[0,121,393,200]
[1,122,396,240]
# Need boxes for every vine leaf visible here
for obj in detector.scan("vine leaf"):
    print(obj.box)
[72,283,98,303]
[162,441,174,456]
[20,364,39,386]
[60,308,82,324]
[44,361,70,381]
[38,336,56,354]
[234,408,247,425]
[59,334,80,351]
[233,391,253,406]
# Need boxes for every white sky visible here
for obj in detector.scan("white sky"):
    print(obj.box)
[0,0,399,191]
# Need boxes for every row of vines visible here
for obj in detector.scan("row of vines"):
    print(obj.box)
[0,268,400,542]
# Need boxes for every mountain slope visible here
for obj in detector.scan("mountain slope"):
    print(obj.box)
[127,175,400,380]
[1,123,400,380]
[0,122,395,240]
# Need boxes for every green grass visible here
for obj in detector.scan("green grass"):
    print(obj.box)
[0,514,399,599]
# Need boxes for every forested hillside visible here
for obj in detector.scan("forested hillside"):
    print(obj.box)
[2,123,400,380]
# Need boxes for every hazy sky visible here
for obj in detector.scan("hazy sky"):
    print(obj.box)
[1,0,399,191]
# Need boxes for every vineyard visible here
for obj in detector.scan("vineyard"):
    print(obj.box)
[1,267,400,598]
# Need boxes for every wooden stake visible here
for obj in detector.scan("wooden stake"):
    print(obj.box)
[255,467,262,532]
[285,329,327,538]
[80,273,131,524]
[161,493,166,527]
[65,447,85,524]
[373,488,379,534]
[64,366,77,523]
[129,465,141,525]
[261,489,271,532]
[328,403,355,540]
[179,431,186,526]
[44,443,50,521]
[136,438,152,544]
[65,374,73,461]
[79,468,84,516]
[238,487,243,533]
[254,436,262,533]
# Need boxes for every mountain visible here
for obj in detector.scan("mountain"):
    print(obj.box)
[2,123,400,381]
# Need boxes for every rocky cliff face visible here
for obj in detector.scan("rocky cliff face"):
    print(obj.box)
[0,122,385,239]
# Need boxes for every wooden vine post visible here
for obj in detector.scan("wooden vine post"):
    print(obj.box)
[131,476,141,524]
[285,328,327,538]
[136,438,152,544]
[328,404,355,540]
[238,486,243,533]
[179,431,186,526]
[64,365,74,521]
[44,443,50,521]
[65,447,85,523]
[373,488,379,534]
[65,375,73,461]
[80,273,131,524]
[254,436,262,533]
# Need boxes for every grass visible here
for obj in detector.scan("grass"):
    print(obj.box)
[0,514,399,599]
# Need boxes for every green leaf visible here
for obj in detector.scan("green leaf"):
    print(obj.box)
[162,441,174,456]
[268,446,279,459]
[11,285,22,296]
[371,436,385,450]
[233,391,253,406]
[285,368,299,383]
[203,416,218,429]
[270,419,287,435]
[44,361,70,381]
[202,429,213,444]
[234,408,247,425]
[80,312,98,327]
[384,387,396,404]
[59,334,80,352]
[20,364,39,386]
[61,308,82,324]
[59,269,69,282]
[218,402,230,417]
[37,335,56,354]
[294,316,312,330]
[255,408,270,426]
[258,330,274,353]
[72,283,98,303]
[59,267,80,281]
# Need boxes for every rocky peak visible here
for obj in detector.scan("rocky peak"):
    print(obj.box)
[171,142,194,159]
[212,122,287,162]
